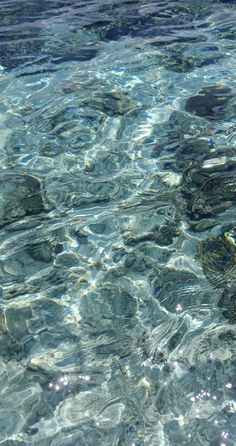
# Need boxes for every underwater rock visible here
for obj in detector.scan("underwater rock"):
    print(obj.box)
[0,0,50,68]
[162,51,222,73]
[151,112,197,163]
[0,173,45,227]
[31,268,68,299]
[197,227,236,289]
[152,268,217,315]
[155,225,178,246]
[124,223,179,246]
[5,299,65,337]
[175,138,210,171]
[159,137,212,173]
[190,324,236,368]
[81,91,137,116]
[219,291,236,323]
[100,14,156,40]
[51,45,99,64]
[175,138,235,173]
[0,357,43,439]
[27,241,53,262]
[79,284,137,332]
[2,244,54,284]
[47,388,125,435]
[185,84,235,119]
[0,298,68,359]
[181,167,236,229]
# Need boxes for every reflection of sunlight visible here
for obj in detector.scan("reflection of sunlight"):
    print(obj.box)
[90,277,97,288]
[48,374,90,393]
[222,431,229,440]
[78,375,90,382]
[175,303,182,312]
[48,375,69,391]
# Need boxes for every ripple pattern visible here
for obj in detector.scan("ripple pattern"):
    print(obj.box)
[0,0,236,445]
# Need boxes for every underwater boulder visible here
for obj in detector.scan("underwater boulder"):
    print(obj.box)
[152,268,218,316]
[185,85,235,119]
[79,284,137,333]
[174,138,210,171]
[181,167,236,229]
[27,241,53,263]
[162,50,222,73]
[51,45,99,64]
[197,227,236,289]
[81,90,137,116]
[124,223,179,247]
[0,298,68,359]
[0,173,45,227]
[219,290,236,323]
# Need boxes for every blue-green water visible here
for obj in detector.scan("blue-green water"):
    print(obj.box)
[0,0,236,445]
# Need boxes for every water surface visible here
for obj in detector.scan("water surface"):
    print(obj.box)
[0,0,236,445]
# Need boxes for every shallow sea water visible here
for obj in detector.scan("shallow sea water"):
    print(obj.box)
[1,0,236,445]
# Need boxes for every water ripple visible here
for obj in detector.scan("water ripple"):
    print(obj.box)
[1,0,236,445]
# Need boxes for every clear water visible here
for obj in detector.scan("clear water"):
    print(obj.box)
[0,0,236,445]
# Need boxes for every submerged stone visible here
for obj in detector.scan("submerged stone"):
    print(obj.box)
[163,51,222,73]
[81,91,136,116]
[176,138,209,159]
[185,84,235,119]
[152,268,217,315]
[51,45,99,64]
[0,298,68,359]
[124,223,179,246]
[0,174,45,227]
[197,228,236,288]
[219,291,236,323]
[27,241,53,262]
[174,138,210,171]
[79,284,137,332]
[181,167,236,229]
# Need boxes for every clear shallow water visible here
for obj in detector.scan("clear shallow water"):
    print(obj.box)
[0,0,236,444]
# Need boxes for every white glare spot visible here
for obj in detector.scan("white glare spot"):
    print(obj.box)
[49,382,53,388]
[222,432,228,439]
[225,383,232,389]
[55,384,60,391]
[176,304,182,312]
[79,375,90,381]
[91,279,97,288]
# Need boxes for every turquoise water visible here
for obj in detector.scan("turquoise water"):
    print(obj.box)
[0,0,236,444]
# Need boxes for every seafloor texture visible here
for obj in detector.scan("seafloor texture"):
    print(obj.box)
[0,0,236,445]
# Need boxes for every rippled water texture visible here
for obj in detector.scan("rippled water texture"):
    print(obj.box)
[1,0,236,444]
